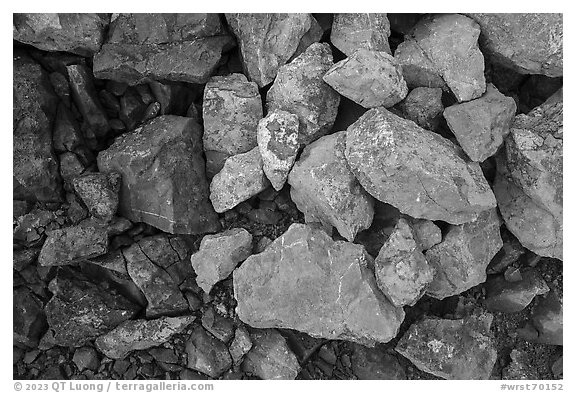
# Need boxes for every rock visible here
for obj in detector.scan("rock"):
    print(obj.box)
[95,316,195,359]
[149,347,178,364]
[395,313,497,379]
[93,37,234,85]
[425,209,502,299]
[98,115,219,235]
[13,53,62,202]
[444,84,517,162]
[13,13,109,56]
[229,326,253,366]
[13,286,47,347]
[330,13,391,56]
[242,329,300,380]
[323,49,408,108]
[44,270,139,347]
[190,228,253,293]
[484,269,549,313]
[185,325,232,378]
[209,148,270,213]
[291,15,323,60]
[288,131,374,241]
[467,13,562,77]
[233,223,404,346]
[398,87,444,130]
[225,13,316,87]
[344,107,497,224]
[502,349,538,380]
[72,172,121,221]
[551,355,563,378]
[349,344,406,380]
[409,219,442,251]
[494,90,563,259]
[72,347,99,371]
[395,14,485,102]
[38,224,108,266]
[375,218,435,307]
[257,110,300,190]
[202,73,263,176]
[521,290,563,345]
[201,307,235,343]
[87,249,127,275]
[267,43,340,146]
[123,241,188,318]
[119,88,146,131]
[13,208,61,246]
[52,103,84,153]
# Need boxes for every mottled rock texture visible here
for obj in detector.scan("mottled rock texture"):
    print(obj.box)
[484,269,549,313]
[331,13,391,56]
[242,329,300,380]
[38,224,109,266]
[72,172,121,221]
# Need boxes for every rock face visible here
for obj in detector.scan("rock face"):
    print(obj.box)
[484,269,549,313]
[330,13,391,56]
[72,172,121,221]
[467,13,563,77]
[38,224,109,266]
[425,209,502,299]
[225,13,316,87]
[13,53,62,202]
[494,90,563,259]
[14,286,47,348]
[13,13,109,56]
[242,329,300,380]
[95,316,195,359]
[267,43,340,146]
[399,87,444,131]
[233,224,405,346]
[375,218,435,307]
[288,131,374,241]
[190,228,253,293]
[209,148,270,213]
[395,14,485,102]
[185,325,232,378]
[444,84,517,162]
[97,115,219,235]
[344,107,497,224]
[350,344,406,380]
[396,313,497,380]
[410,219,442,251]
[523,290,563,346]
[257,110,300,190]
[323,49,408,108]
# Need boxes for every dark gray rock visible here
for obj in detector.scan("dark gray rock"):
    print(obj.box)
[398,87,444,130]
[72,172,121,221]
[520,290,563,346]
[38,224,109,266]
[242,329,300,380]
[484,269,549,313]
[330,13,391,56]
[229,326,252,366]
[185,325,232,378]
[72,347,99,371]
[350,344,406,380]
[13,286,47,348]
[201,307,235,343]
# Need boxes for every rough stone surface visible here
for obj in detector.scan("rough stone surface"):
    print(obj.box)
[72,347,99,371]
[396,313,497,379]
[395,14,485,102]
[494,90,563,259]
[201,307,235,343]
[98,115,219,235]
[467,13,563,77]
[185,325,232,378]
[330,13,391,57]
[350,344,406,380]
[345,107,497,224]
[425,209,502,299]
[521,290,563,346]
[38,224,109,266]
[95,316,195,359]
[209,148,270,213]
[14,286,47,348]
[257,110,300,191]
[242,329,300,380]
[229,326,253,366]
[288,131,374,241]
[233,223,405,346]
[225,13,316,87]
[409,218,442,251]
[72,172,121,221]
[375,218,435,307]
[323,49,408,108]
[399,87,444,131]
[13,13,109,56]
[484,269,549,313]
[267,43,340,146]
[444,84,517,162]
[191,228,253,293]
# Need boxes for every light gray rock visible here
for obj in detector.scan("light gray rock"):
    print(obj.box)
[331,13,391,56]
[229,326,252,366]
[409,218,442,251]
[242,329,300,380]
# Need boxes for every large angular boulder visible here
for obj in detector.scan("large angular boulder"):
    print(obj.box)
[242,329,300,380]
[330,13,391,56]
[97,115,219,234]
[344,107,496,224]
[38,224,109,266]
[233,223,405,346]
[288,131,374,241]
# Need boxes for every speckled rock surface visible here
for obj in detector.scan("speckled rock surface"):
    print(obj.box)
[330,13,391,56]
[38,224,108,266]
[242,329,300,380]
[399,87,444,131]
[185,325,232,378]
[484,269,549,313]
[72,172,121,221]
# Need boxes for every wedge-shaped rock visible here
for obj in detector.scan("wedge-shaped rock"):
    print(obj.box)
[191,228,253,294]
[323,49,408,108]
[72,172,121,221]
[186,325,232,378]
[345,108,496,224]
[13,13,109,56]
[375,218,435,307]
[425,209,502,299]
[225,13,315,87]
[330,13,391,56]
[395,14,485,102]
[467,13,562,77]
[242,329,300,380]
[409,218,442,251]
[521,290,563,346]
[396,313,497,379]
[399,87,444,131]
[233,223,405,346]
[95,316,195,359]
[484,269,549,313]
[267,43,340,146]
[444,84,517,162]
[494,90,563,259]
[14,286,47,348]
[258,110,300,190]
[209,148,270,213]
[98,115,219,234]
[288,131,374,241]
[38,224,108,266]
